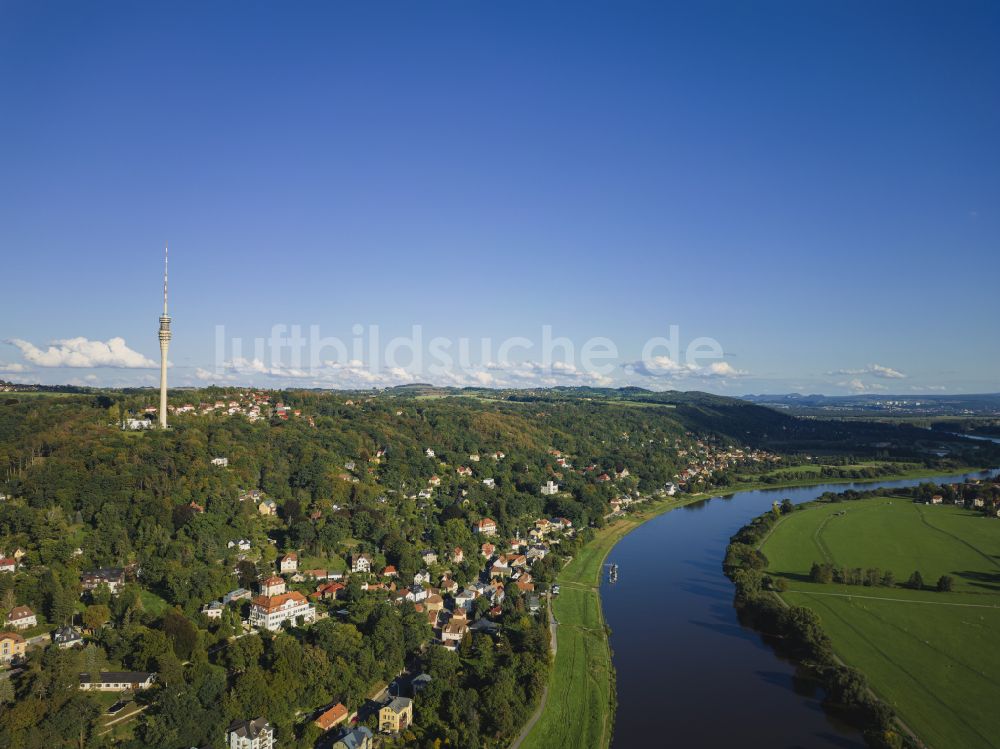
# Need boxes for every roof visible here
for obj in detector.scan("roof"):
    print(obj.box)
[382,696,413,713]
[251,591,308,612]
[314,702,348,730]
[334,726,374,749]
[227,717,271,739]
[8,605,34,620]
[0,631,24,643]
[79,671,153,684]
[53,626,81,642]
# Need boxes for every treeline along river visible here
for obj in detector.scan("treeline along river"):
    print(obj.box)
[602,466,1000,748]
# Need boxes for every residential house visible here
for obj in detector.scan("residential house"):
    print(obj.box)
[382,565,398,578]
[228,539,253,552]
[211,457,229,467]
[81,568,125,595]
[331,727,374,749]
[475,518,497,536]
[224,588,252,604]
[249,591,316,631]
[456,466,472,477]
[428,475,441,487]
[930,495,944,505]
[52,626,83,649]
[258,499,278,516]
[279,553,298,573]
[451,547,464,564]
[314,702,349,732]
[79,671,156,691]
[540,480,559,495]
[413,570,431,585]
[454,589,477,612]
[379,696,413,733]
[0,632,26,663]
[226,717,275,749]
[0,558,15,574]
[260,576,286,597]
[482,478,495,488]
[201,601,225,619]
[7,605,36,630]
[425,593,445,615]
[351,553,372,573]
[480,542,495,558]
[425,448,435,458]
[438,575,458,595]
[441,612,469,648]
[490,557,511,578]
[420,549,438,566]
[314,582,345,601]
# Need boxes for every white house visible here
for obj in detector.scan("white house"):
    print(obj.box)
[201,601,225,619]
[351,553,372,573]
[540,480,559,496]
[79,671,156,692]
[249,592,316,631]
[475,518,497,536]
[211,457,229,467]
[227,717,275,749]
[279,553,298,573]
[7,605,36,630]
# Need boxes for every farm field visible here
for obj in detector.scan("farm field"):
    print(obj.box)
[762,497,1000,749]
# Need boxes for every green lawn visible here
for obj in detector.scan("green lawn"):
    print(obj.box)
[761,498,1000,749]
[297,554,347,573]
[139,589,170,616]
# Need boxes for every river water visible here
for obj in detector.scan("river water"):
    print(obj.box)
[603,468,1000,749]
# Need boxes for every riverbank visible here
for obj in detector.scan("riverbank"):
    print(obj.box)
[516,494,694,749]
[516,464,989,749]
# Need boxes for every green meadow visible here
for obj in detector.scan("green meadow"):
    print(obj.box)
[762,497,1000,749]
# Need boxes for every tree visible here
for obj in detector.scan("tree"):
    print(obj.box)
[936,574,954,592]
[161,608,199,661]
[907,570,924,590]
[83,604,111,630]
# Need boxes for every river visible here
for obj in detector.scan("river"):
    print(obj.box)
[603,467,1000,749]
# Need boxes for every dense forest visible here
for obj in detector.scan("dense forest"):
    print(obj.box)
[0,386,994,748]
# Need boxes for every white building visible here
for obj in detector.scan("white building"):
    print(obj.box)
[249,592,316,631]
[211,457,229,467]
[227,717,275,749]
[79,671,156,692]
[540,480,559,495]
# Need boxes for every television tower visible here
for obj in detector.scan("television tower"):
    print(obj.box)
[158,245,171,429]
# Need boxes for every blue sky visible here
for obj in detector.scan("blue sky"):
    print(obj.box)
[1,1,997,394]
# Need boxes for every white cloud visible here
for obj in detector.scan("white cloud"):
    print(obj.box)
[624,356,749,380]
[840,378,888,393]
[829,363,906,379]
[9,337,157,368]
[0,362,29,373]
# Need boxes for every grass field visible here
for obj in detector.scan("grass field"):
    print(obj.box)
[761,498,1000,749]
